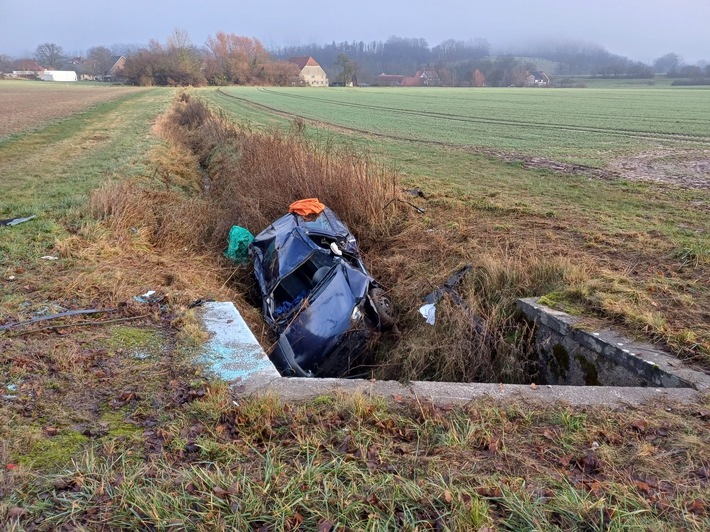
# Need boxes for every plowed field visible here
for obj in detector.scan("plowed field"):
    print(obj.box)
[0,81,142,138]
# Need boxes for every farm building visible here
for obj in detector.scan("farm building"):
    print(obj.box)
[377,73,405,86]
[527,71,550,87]
[42,70,77,82]
[287,56,329,87]
[73,55,126,81]
[401,71,442,87]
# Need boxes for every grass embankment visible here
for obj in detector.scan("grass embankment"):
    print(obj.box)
[1,89,709,529]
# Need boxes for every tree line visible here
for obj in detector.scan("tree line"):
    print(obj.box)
[2,31,709,87]
[277,37,709,86]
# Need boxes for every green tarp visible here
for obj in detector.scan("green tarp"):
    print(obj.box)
[224,225,254,264]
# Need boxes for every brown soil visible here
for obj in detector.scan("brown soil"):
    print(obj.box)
[0,82,142,138]
[609,148,710,190]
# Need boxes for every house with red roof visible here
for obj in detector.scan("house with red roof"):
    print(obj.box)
[287,56,328,87]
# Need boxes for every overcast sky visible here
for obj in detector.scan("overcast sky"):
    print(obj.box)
[1,0,708,63]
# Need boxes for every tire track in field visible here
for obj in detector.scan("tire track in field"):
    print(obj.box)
[214,89,710,189]
[215,88,463,147]
[214,88,620,181]
[252,87,709,145]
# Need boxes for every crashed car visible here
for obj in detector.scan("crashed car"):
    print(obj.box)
[249,201,394,377]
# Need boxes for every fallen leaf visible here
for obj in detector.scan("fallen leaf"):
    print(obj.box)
[365,493,381,507]
[577,453,602,475]
[530,383,538,390]
[634,480,651,494]
[317,521,334,532]
[7,507,27,518]
[686,498,705,515]
[543,429,556,440]
[213,486,228,499]
[392,394,405,403]
[444,489,453,503]
[558,454,573,467]
[45,426,58,436]
[631,419,648,433]
[477,486,503,498]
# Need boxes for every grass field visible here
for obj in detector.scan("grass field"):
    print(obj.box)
[210,86,710,168]
[0,80,145,139]
[1,84,709,529]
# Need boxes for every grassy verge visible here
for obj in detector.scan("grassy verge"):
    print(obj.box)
[3,384,709,530]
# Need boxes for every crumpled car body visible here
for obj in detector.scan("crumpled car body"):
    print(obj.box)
[249,207,393,377]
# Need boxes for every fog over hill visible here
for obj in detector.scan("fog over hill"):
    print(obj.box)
[0,0,708,64]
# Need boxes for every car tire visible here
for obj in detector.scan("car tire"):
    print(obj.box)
[369,288,395,330]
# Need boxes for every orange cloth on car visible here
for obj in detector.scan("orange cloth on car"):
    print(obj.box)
[289,198,326,217]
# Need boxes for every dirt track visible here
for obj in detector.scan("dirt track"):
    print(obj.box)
[0,81,142,138]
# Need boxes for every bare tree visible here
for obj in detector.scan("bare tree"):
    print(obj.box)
[35,42,66,69]
[87,46,115,76]
[335,53,355,84]
[652,53,682,74]
[0,54,13,73]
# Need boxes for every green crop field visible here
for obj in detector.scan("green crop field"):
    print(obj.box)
[211,86,710,167]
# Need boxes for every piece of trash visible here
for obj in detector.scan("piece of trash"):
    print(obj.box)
[6,384,17,392]
[0,307,116,332]
[383,198,426,214]
[40,256,59,260]
[133,290,162,304]
[7,276,15,281]
[224,225,255,264]
[419,303,436,325]
[0,215,37,227]
[403,188,427,199]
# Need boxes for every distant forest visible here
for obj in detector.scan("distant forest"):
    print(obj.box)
[3,31,708,87]
[274,37,708,86]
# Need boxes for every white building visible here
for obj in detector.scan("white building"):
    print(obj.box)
[42,70,78,82]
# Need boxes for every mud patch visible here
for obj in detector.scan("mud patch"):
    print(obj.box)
[609,149,710,190]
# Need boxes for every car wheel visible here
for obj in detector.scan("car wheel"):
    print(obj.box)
[369,288,395,330]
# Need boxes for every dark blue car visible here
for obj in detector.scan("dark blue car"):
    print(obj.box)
[249,207,394,377]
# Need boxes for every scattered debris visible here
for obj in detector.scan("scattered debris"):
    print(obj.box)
[423,266,473,306]
[8,314,149,337]
[403,188,427,199]
[133,290,163,304]
[384,198,425,214]
[419,303,436,325]
[40,255,59,260]
[0,308,116,331]
[0,215,37,227]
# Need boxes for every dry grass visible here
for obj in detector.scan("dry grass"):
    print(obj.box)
[159,94,404,247]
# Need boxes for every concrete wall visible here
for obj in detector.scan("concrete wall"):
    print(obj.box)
[518,298,710,390]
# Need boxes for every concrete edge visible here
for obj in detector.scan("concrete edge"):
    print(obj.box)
[518,297,710,392]
[233,375,704,407]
